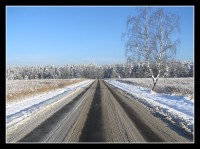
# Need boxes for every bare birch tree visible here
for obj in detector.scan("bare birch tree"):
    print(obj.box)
[123,7,180,91]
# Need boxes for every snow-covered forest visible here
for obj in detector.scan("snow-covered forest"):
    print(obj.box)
[6,61,193,80]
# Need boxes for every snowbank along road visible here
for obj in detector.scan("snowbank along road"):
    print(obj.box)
[7,80,193,143]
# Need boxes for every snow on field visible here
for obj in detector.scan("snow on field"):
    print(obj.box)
[119,78,194,100]
[6,80,93,124]
[105,79,194,135]
[6,79,84,103]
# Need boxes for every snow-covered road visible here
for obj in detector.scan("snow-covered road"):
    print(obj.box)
[105,79,194,135]
[6,79,192,142]
[6,80,93,124]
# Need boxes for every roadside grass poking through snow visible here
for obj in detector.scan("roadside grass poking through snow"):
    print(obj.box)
[6,79,84,103]
[116,78,194,100]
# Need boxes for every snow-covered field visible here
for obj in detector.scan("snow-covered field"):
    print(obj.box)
[117,78,194,100]
[6,80,93,125]
[105,79,194,135]
[6,79,84,103]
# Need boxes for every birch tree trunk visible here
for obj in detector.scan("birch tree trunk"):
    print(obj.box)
[123,7,180,92]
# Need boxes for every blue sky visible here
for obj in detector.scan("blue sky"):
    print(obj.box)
[6,6,194,66]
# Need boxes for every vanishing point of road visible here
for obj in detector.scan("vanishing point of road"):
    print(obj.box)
[7,80,192,143]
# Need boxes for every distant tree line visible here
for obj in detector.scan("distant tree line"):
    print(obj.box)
[6,61,193,80]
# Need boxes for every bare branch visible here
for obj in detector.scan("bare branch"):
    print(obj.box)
[123,7,180,90]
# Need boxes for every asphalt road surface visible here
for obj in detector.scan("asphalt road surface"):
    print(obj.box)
[7,80,192,143]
